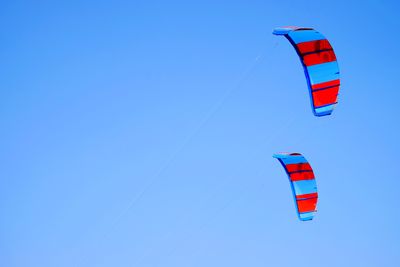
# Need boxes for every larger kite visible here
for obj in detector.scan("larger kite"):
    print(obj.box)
[273,26,340,116]
[273,152,318,221]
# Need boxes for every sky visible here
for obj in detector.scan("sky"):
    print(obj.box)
[1,0,400,266]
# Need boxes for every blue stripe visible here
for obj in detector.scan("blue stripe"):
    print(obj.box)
[315,110,332,117]
[307,61,340,85]
[299,212,314,221]
[280,156,308,165]
[288,30,325,44]
[315,104,335,115]
[292,179,317,195]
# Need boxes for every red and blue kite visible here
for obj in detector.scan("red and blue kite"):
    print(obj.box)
[273,26,340,116]
[273,152,318,221]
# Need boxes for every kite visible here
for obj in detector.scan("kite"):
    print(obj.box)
[273,152,318,221]
[273,26,340,116]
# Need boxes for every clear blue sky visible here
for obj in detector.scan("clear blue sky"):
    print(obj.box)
[1,0,400,266]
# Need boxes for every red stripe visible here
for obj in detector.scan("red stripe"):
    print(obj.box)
[290,171,315,181]
[303,50,337,66]
[296,192,318,200]
[297,39,333,54]
[311,79,340,90]
[286,163,313,173]
[297,198,317,213]
[313,86,339,107]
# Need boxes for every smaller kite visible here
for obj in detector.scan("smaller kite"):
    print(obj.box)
[273,152,318,221]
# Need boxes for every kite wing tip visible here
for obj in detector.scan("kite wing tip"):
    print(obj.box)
[273,26,314,35]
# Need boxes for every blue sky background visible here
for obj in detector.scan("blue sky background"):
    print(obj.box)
[1,0,400,266]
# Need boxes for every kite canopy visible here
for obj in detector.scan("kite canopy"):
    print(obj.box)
[273,26,340,117]
[273,152,318,221]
